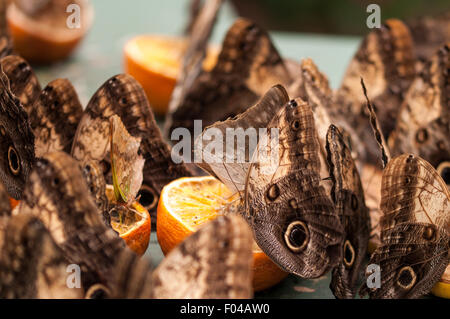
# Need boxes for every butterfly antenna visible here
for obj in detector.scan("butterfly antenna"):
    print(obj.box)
[360,77,391,169]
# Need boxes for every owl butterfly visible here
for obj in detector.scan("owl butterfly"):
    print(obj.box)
[71,74,192,226]
[18,151,126,291]
[407,11,450,62]
[0,214,84,299]
[388,43,450,170]
[168,0,223,122]
[326,125,370,299]
[196,85,344,278]
[335,19,416,164]
[0,60,35,199]
[164,17,302,145]
[360,154,450,299]
[110,214,253,299]
[298,58,365,179]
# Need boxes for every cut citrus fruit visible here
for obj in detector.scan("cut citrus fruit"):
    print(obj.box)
[106,185,151,256]
[431,264,450,299]
[6,0,93,64]
[156,176,289,292]
[123,35,219,115]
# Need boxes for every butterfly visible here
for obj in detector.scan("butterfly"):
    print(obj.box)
[71,74,193,226]
[0,60,35,199]
[326,124,370,299]
[388,43,450,170]
[360,154,450,299]
[110,214,254,299]
[0,214,85,299]
[334,19,416,164]
[17,151,126,291]
[196,85,344,278]
[164,17,302,148]
[407,11,450,62]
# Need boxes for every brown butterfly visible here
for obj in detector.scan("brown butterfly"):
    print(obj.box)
[407,11,450,62]
[196,85,344,278]
[30,78,83,157]
[164,18,301,147]
[18,151,126,291]
[388,43,450,169]
[0,214,84,299]
[334,19,416,164]
[110,214,253,299]
[360,154,450,299]
[71,74,193,226]
[326,124,370,299]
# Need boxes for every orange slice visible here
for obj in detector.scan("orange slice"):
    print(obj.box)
[6,0,94,64]
[106,185,151,256]
[156,176,288,292]
[123,35,219,115]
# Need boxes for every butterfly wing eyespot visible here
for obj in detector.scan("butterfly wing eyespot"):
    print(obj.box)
[284,221,309,253]
[84,284,110,299]
[137,185,158,211]
[343,240,356,268]
[422,226,435,241]
[266,184,280,201]
[415,128,429,144]
[396,266,417,291]
[291,119,300,130]
[436,162,450,186]
[7,146,20,175]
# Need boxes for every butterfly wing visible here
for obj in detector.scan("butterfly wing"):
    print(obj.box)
[0,214,84,299]
[18,152,126,290]
[361,154,450,298]
[30,78,83,157]
[389,43,450,168]
[0,55,41,111]
[164,18,293,143]
[244,98,344,278]
[152,214,253,299]
[109,114,144,203]
[195,84,289,194]
[335,19,416,163]
[71,74,192,224]
[407,11,450,61]
[326,124,370,299]
[0,64,35,199]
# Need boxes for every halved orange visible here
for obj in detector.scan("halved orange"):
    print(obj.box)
[6,0,93,64]
[106,185,151,256]
[156,176,289,292]
[123,35,219,115]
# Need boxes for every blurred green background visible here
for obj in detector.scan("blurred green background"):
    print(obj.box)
[231,0,449,35]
